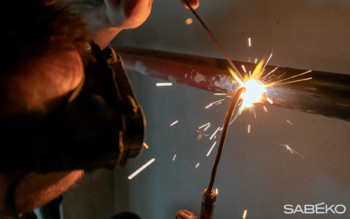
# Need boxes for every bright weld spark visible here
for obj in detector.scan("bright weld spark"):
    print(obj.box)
[240,79,266,108]
[254,58,258,64]
[207,141,217,157]
[238,59,267,109]
[128,158,155,180]
[242,209,248,219]
[210,127,221,140]
[215,188,219,195]
[170,120,179,126]
[263,105,268,112]
[269,77,312,86]
[248,37,252,47]
[205,99,225,109]
[264,70,312,87]
[277,143,304,158]
[260,66,279,82]
[242,65,247,73]
[228,68,244,86]
[156,82,172,87]
[287,120,293,125]
[262,52,273,73]
[214,93,226,95]
[253,106,257,119]
[195,163,200,168]
[142,142,149,149]
[247,124,251,133]
[198,122,211,130]
[172,154,177,161]
[229,54,312,121]
[266,97,273,104]
[229,107,241,125]
[276,71,287,80]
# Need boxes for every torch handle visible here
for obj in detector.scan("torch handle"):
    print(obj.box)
[200,188,217,219]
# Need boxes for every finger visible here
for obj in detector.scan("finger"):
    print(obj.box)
[181,0,199,10]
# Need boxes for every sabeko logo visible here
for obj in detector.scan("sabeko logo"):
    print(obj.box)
[284,203,346,215]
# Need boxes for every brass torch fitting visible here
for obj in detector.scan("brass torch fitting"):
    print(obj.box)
[200,188,217,219]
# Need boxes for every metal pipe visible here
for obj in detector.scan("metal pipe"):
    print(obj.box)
[115,47,350,121]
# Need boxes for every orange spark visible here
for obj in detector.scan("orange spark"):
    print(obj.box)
[142,142,149,149]
[242,209,248,219]
[185,18,193,25]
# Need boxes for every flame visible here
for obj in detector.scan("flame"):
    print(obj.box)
[240,59,267,108]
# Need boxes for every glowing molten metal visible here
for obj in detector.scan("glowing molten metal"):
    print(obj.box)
[229,59,267,109]
[240,79,266,108]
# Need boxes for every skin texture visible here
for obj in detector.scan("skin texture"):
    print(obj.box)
[0,0,200,217]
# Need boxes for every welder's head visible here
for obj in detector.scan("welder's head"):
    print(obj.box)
[0,1,90,217]
[0,1,147,217]
[0,0,145,172]
[0,0,90,117]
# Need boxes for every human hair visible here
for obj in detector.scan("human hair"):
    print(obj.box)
[0,0,92,116]
[1,0,91,77]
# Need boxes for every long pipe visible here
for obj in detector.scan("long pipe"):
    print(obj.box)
[115,47,350,121]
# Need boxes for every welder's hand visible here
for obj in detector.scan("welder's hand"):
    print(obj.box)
[180,0,200,10]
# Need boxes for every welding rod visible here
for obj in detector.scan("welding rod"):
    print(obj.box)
[115,47,350,121]
[182,0,243,82]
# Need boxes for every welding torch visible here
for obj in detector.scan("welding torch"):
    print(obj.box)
[176,88,245,219]
[198,88,245,219]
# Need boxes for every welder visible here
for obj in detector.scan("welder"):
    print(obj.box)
[0,0,199,218]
